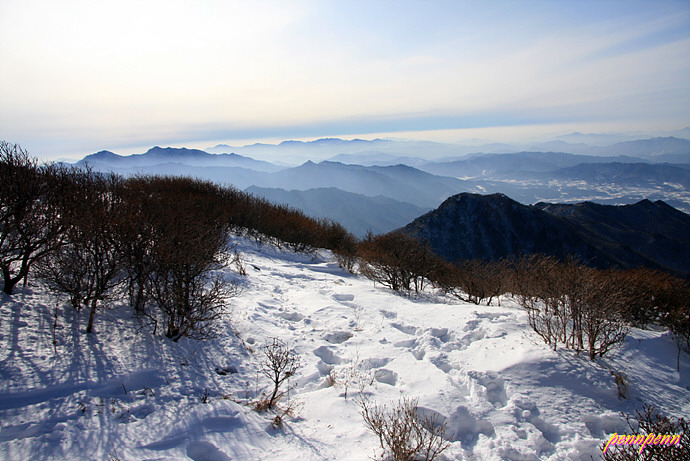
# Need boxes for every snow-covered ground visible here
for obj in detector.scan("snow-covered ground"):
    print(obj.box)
[1,235,688,460]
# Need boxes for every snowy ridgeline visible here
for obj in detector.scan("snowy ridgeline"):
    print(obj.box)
[0,235,688,460]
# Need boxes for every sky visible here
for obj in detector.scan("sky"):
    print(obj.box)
[1,0,689,160]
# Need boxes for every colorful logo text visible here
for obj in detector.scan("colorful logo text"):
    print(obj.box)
[603,432,681,454]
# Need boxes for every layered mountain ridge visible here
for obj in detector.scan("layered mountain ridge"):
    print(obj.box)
[400,193,690,277]
[72,135,690,238]
[81,147,282,172]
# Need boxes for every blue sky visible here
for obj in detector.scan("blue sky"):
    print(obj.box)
[1,0,689,159]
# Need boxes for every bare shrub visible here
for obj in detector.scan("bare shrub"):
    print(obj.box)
[642,274,690,372]
[258,338,300,411]
[0,142,68,295]
[612,268,690,371]
[664,301,690,372]
[208,185,358,257]
[565,266,688,367]
[512,255,566,349]
[358,232,443,293]
[269,395,303,429]
[332,358,378,400]
[580,269,630,360]
[331,228,359,273]
[37,170,125,334]
[359,396,451,461]
[438,259,508,305]
[231,248,247,276]
[358,232,414,292]
[512,256,629,360]
[325,367,337,387]
[113,176,157,315]
[611,369,629,400]
[131,176,236,341]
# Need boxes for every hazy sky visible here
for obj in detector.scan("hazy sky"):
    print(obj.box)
[1,0,689,159]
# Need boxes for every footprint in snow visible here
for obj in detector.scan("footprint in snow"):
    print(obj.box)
[375,369,398,386]
[429,353,453,373]
[365,357,391,368]
[459,328,486,348]
[332,293,355,302]
[277,311,305,322]
[393,338,417,348]
[582,413,628,438]
[391,322,417,335]
[323,331,353,344]
[444,405,495,445]
[475,311,511,320]
[507,396,561,444]
[129,403,155,420]
[463,319,482,331]
[186,441,232,461]
[429,327,451,343]
[313,345,342,365]
[392,338,425,359]
[468,371,508,408]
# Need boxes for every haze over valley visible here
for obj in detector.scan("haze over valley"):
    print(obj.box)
[76,133,690,237]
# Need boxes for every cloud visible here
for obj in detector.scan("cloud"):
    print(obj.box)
[1,0,688,158]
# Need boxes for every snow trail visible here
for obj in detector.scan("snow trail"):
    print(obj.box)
[1,235,688,460]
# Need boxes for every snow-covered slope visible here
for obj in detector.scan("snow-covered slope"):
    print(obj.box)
[1,236,688,460]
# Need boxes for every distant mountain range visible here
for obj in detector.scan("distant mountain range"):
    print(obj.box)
[400,193,690,277]
[204,134,690,164]
[547,162,690,188]
[246,186,428,237]
[206,138,464,164]
[417,151,648,178]
[260,161,468,209]
[521,136,690,161]
[81,146,281,172]
[73,134,690,238]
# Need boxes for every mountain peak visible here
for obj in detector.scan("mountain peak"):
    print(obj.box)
[81,150,124,163]
[401,193,690,276]
[143,146,210,157]
[441,192,513,207]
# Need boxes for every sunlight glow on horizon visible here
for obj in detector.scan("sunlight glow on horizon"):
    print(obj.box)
[1,0,689,160]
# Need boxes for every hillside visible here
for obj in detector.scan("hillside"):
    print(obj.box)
[263,161,467,209]
[400,193,690,276]
[246,186,429,237]
[1,235,688,460]
[535,200,690,276]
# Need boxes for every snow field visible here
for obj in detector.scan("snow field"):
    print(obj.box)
[1,235,688,460]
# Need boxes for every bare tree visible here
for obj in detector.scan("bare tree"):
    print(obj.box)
[512,255,565,349]
[37,170,125,334]
[114,177,156,315]
[580,269,630,360]
[0,142,66,294]
[620,270,690,371]
[140,176,236,341]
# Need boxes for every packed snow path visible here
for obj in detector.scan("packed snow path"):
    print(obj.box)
[1,235,688,460]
